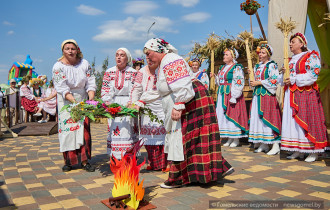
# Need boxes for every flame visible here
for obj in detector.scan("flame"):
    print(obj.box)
[110,154,145,210]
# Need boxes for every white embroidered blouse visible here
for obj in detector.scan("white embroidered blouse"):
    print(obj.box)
[289,51,321,86]
[215,64,245,103]
[130,66,162,108]
[101,66,137,104]
[52,59,96,98]
[156,53,195,110]
[253,61,279,95]
[20,84,35,100]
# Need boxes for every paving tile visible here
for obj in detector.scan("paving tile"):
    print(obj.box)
[1,123,330,209]
[58,198,85,208]
[12,196,36,206]
[31,190,52,198]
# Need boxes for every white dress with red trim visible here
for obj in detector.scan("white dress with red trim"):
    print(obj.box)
[156,53,195,161]
[281,51,329,153]
[192,69,210,89]
[101,66,138,159]
[249,61,281,144]
[215,64,248,138]
[39,87,57,116]
[130,66,166,145]
[52,59,96,152]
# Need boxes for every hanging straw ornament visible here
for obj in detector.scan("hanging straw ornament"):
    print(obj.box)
[238,30,255,81]
[275,17,297,80]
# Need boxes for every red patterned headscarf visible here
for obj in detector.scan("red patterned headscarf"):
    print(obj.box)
[144,38,178,54]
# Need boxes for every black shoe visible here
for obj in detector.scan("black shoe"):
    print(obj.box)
[62,165,72,172]
[81,162,95,172]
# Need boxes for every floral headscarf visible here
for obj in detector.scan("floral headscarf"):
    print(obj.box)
[260,44,273,57]
[58,39,83,61]
[144,38,178,54]
[290,32,308,47]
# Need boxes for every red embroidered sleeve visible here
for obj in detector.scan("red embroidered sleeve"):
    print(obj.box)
[163,59,190,85]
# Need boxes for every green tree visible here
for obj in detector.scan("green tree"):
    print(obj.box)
[95,56,109,98]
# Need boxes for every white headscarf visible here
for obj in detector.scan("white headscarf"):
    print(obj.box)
[117,47,133,67]
[144,38,178,54]
[58,39,83,61]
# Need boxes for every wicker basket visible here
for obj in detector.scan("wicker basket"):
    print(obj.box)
[245,8,257,15]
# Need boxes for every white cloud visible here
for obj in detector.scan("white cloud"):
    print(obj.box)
[7,30,14,35]
[77,4,105,16]
[167,0,199,7]
[3,21,14,26]
[132,49,144,58]
[182,12,210,23]
[93,16,177,43]
[124,1,159,15]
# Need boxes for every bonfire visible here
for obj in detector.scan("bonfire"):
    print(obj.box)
[109,154,145,209]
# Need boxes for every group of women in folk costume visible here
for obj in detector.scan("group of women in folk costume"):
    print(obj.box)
[212,32,329,162]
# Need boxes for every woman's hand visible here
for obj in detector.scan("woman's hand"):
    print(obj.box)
[210,72,215,78]
[284,77,291,86]
[279,67,286,74]
[247,69,252,74]
[171,108,182,121]
[250,80,262,87]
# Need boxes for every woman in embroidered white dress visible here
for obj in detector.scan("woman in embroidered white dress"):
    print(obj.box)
[53,39,96,172]
[280,33,329,162]
[248,44,282,155]
[37,80,57,123]
[144,38,233,189]
[101,48,138,160]
[211,48,249,147]
[129,62,169,172]
[188,58,209,89]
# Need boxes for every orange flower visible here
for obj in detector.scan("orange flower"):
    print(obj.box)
[314,68,320,75]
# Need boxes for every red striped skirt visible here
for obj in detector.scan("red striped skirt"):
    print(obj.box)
[21,96,38,113]
[258,94,282,137]
[290,89,329,149]
[165,80,233,186]
[145,145,168,170]
[222,91,249,134]
[63,118,92,166]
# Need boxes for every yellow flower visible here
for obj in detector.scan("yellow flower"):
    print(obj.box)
[92,110,95,112]
[81,108,84,111]
[80,102,85,106]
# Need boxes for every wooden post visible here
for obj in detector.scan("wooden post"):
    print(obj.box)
[255,11,267,40]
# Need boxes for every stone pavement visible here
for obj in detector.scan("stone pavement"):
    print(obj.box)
[0,123,329,210]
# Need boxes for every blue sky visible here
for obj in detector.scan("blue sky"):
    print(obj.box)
[0,0,318,85]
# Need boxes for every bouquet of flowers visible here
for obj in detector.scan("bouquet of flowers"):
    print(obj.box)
[61,98,163,124]
[240,0,262,13]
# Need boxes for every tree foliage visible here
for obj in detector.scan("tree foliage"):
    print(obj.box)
[94,57,109,98]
